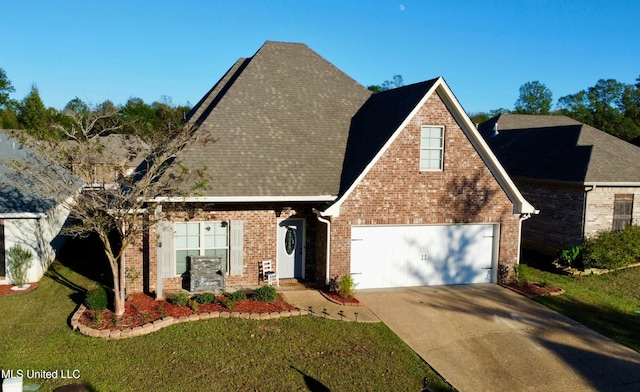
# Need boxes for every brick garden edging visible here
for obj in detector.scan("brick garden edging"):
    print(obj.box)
[70,304,310,340]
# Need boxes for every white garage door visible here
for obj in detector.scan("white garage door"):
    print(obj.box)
[350,224,497,289]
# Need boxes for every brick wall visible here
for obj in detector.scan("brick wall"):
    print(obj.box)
[329,91,521,282]
[585,186,640,237]
[516,180,585,254]
[125,203,320,296]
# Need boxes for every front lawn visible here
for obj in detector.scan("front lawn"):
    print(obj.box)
[520,251,640,352]
[0,261,453,391]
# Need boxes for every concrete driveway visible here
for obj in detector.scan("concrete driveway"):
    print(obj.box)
[357,284,640,391]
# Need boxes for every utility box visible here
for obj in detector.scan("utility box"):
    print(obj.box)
[189,256,225,292]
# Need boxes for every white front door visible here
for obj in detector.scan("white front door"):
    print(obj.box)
[350,224,496,289]
[277,218,305,279]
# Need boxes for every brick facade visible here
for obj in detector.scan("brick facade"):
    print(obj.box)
[516,180,586,254]
[515,182,640,254]
[328,92,521,282]
[125,203,321,296]
[585,186,640,237]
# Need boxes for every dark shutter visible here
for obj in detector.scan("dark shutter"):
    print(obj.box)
[0,222,5,277]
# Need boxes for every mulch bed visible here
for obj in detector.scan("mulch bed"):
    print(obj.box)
[320,290,361,306]
[504,282,564,298]
[80,293,297,331]
[0,283,39,296]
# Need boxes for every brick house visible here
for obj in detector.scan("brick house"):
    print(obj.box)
[478,114,640,254]
[125,41,535,297]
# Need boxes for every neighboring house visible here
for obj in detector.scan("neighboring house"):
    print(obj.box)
[125,41,535,297]
[64,134,151,186]
[478,114,640,254]
[0,130,78,284]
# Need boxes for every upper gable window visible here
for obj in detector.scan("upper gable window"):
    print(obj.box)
[420,126,444,171]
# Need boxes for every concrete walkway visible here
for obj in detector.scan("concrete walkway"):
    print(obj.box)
[357,284,640,392]
[280,289,380,322]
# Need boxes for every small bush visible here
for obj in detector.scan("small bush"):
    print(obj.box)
[253,285,278,302]
[190,300,199,312]
[85,286,108,311]
[8,244,33,287]
[557,245,581,267]
[168,292,191,307]
[581,225,640,270]
[219,291,247,309]
[337,275,357,299]
[194,292,216,304]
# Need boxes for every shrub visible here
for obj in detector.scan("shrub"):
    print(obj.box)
[219,290,247,309]
[581,225,640,270]
[337,275,357,298]
[194,292,216,304]
[168,292,191,307]
[85,286,108,311]
[253,285,278,302]
[8,245,33,287]
[557,245,581,267]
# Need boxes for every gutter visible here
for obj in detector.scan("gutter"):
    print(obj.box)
[0,212,47,219]
[150,195,337,203]
[312,208,332,286]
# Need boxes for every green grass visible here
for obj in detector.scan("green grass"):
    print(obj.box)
[520,251,640,352]
[0,261,453,391]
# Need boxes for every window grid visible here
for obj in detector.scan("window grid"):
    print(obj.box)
[175,222,228,275]
[613,194,634,231]
[420,126,444,171]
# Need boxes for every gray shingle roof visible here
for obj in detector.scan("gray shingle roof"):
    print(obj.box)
[0,130,79,215]
[478,114,640,184]
[172,41,372,198]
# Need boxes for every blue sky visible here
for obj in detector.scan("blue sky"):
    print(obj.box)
[1,1,639,114]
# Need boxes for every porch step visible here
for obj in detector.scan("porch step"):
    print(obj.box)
[279,279,305,288]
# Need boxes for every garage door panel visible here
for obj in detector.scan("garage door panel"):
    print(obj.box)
[351,224,495,289]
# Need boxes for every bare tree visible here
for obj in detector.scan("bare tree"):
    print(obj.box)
[53,98,123,142]
[4,125,210,315]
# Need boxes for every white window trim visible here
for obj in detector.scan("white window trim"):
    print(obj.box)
[420,125,445,171]
[174,221,229,276]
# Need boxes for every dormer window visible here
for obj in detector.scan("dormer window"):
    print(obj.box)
[420,126,444,171]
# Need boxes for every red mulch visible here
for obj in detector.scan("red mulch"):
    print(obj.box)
[320,290,361,306]
[0,283,39,296]
[505,282,564,297]
[79,292,297,331]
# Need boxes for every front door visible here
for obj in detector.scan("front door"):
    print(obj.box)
[277,218,304,279]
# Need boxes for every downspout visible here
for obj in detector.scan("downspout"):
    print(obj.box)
[583,185,596,240]
[312,208,331,286]
[515,213,533,279]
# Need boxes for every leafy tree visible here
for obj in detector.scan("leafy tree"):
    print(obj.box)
[367,75,404,93]
[0,67,15,109]
[18,85,50,137]
[558,78,639,140]
[514,81,553,115]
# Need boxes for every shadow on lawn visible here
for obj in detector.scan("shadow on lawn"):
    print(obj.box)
[290,366,330,392]
[56,234,113,287]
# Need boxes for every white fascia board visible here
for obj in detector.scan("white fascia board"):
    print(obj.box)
[437,80,537,215]
[583,182,640,187]
[149,195,337,203]
[322,78,443,217]
[0,212,46,219]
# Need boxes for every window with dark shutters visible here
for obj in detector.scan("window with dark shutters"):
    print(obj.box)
[613,194,634,231]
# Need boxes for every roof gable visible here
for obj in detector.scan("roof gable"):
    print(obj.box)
[170,41,371,198]
[479,114,640,184]
[322,78,536,216]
